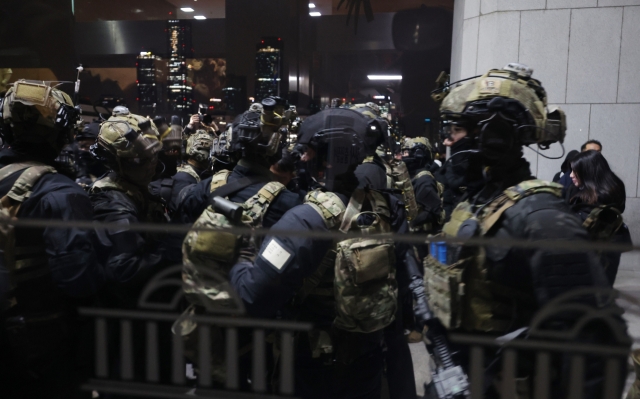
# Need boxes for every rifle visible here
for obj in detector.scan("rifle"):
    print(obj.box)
[410,273,470,399]
[427,321,470,399]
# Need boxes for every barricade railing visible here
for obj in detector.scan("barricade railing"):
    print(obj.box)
[78,307,313,398]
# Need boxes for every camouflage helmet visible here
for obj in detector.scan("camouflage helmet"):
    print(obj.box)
[438,63,566,148]
[94,112,162,168]
[186,129,214,163]
[0,80,78,153]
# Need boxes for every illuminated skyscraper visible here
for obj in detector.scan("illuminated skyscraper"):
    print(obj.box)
[167,19,194,114]
[136,52,161,115]
[255,37,282,102]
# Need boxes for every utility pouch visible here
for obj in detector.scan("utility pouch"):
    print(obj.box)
[338,238,394,286]
[423,254,467,329]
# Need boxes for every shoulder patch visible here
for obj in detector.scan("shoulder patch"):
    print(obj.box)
[259,238,293,272]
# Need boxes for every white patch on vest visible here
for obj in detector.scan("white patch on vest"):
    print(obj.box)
[261,239,291,270]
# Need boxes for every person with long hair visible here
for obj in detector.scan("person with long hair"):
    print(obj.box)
[568,150,631,285]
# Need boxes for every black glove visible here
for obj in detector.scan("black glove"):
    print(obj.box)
[410,210,431,229]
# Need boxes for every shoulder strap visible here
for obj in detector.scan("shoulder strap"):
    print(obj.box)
[339,189,366,233]
[415,170,434,180]
[479,180,562,235]
[0,162,45,184]
[242,181,286,226]
[304,189,346,229]
[209,174,268,203]
[0,164,57,218]
[178,164,201,183]
[209,169,232,192]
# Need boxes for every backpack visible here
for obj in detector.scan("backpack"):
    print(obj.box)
[0,162,57,311]
[304,188,398,333]
[182,176,286,309]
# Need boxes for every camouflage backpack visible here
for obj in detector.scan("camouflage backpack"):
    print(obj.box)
[0,162,57,312]
[425,179,562,332]
[304,188,398,333]
[182,174,286,309]
[386,159,420,222]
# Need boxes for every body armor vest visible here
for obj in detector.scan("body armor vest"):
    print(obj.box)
[300,188,398,333]
[91,173,167,224]
[427,179,562,333]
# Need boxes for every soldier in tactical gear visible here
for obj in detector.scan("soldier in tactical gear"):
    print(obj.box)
[89,109,167,301]
[434,118,484,221]
[0,80,103,399]
[150,129,214,217]
[429,63,628,398]
[228,107,428,399]
[153,115,183,179]
[400,137,444,254]
[350,103,389,190]
[173,98,301,226]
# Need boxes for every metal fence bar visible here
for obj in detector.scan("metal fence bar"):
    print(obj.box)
[96,317,108,378]
[602,357,622,399]
[79,308,313,331]
[567,355,585,399]
[120,320,134,380]
[226,327,239,390]
[470,345,484,399]
[450,334,630,357]
[172,331,185,385]
[145,321,159,382]
[501,349,517,399]
[252,329,266,392]
[533,351,550,399]
[279,331,294,395]
[199,325,212,387]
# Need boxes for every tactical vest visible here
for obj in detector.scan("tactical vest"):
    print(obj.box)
[299,188,398,334]
[182,178,286,310]
[425,179,561,333]
[0,162,58,315]
[90,173,167,224]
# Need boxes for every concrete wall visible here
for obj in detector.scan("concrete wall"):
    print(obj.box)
[450,1,640,270]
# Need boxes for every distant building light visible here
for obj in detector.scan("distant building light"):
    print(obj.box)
[249,97,255,102]
[181,7,194,12]
[308,3,316,8]
[194,15,206,19]
[309,11,321,17]
[367,75,402,80]
[211,98,222,102]
[373,95,386,99]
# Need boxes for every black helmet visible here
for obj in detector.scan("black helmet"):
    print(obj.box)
[297,108,370,192]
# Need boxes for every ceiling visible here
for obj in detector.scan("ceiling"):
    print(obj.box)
[75,0,452,22]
